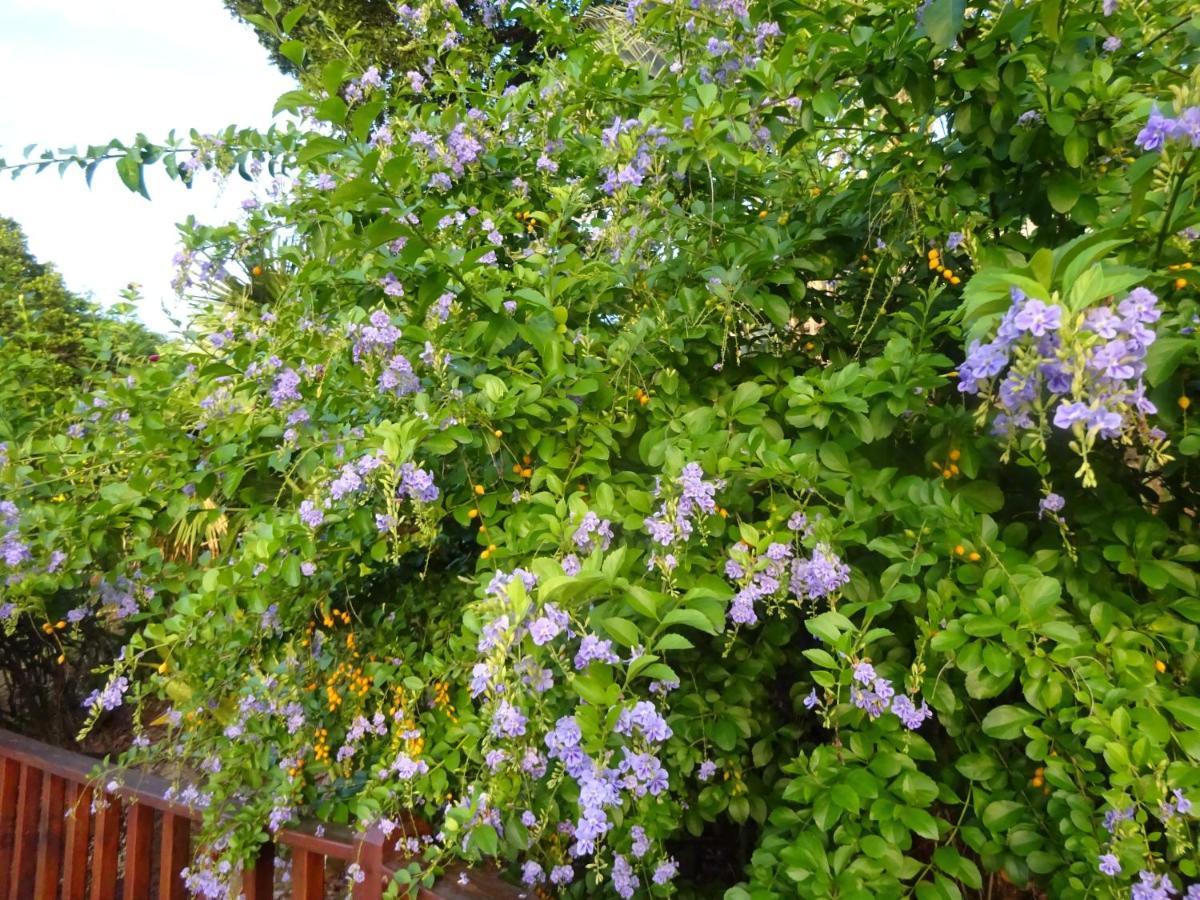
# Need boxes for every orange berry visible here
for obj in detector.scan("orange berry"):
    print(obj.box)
[949,464,960,475]
[758,210,768,219]
[639,394,649,405]
[954,545,965,556]
[928,259,940,270]
[467,509,478,519]
[1180,396,1191,411]
[1155,659,1166,673]
[474,484,485,495]
[251,265,263,277]
[513,463,523,473]
[968,551,981,562]
[951,276,961,285]
[521,467,533,478]
[927,249,939,260]
[1175,278,1187,290]
[1031,775,1043,788]
[949,449,961,461]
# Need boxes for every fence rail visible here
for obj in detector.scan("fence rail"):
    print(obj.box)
[0,727,519,900]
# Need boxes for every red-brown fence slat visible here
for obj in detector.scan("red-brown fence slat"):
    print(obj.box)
[123,801,155,900]
[241,839,275,900]
[10,762,44,900]
[351,828,385,900]
[33,774,66,900]
[0,757,20,883]
[291,848,326,900]
[89,796,122,900]
[158,811,190,900]
[62,782,92,900]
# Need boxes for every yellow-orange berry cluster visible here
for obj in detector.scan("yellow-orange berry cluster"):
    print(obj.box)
[515,210,539,234]
[927,248,962,285]
[634,387,650,406]
[511,453,534,478]
[433,680,459,724]
[1168,262,1192,290]
[931,448,962,479]
[313,728,330,763]
[286,755,307,779]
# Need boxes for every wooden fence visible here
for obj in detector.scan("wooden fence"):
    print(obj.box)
[0,727,519,899]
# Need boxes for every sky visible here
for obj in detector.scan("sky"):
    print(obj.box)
[0,0,295,333]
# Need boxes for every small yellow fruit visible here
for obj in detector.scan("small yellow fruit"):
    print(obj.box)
[1175,278,1188,290]
[719,508,728,519]
[251,265,263,277]
[968,551,981,562]
[954,545,965,556]
[1180,396,1192,411]
[949,464,960,475]
[474,484,485,496]
[927,249,939,260]
[467,509,479,519]
[480,549,491,560]
[1155,659,1166,673]
[513,463,523,473]
[639,394,649,405]
[928,259,940,270]
[1031,775,1044,788]
[521,467,533,478]
[57,654,66,665]
[951,276,961,285]
[949,449,961,461]
[759,210,768,219]
[493,429,503,437]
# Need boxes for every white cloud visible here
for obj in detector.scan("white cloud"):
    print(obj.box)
[0,0,295,333]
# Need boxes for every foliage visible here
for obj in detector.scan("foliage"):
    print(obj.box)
[3,0,1200,898]
[0,216,156,431]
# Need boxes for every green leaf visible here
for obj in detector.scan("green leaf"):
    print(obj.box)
[1165,698,1200,730]
[602,616,641,647]
[1047,173,1080,213]
[662,607,719,634]
[981,705,1039,740]
[922,0,966,50]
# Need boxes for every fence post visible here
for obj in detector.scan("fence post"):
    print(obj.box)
[352,826,387,900]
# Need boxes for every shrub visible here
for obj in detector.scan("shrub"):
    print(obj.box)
[2,0,1200,896]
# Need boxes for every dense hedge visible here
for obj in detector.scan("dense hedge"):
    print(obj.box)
[2,0,1200,897]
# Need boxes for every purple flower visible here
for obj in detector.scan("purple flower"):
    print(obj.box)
[314,173,336,191]
[574,634,620,670]
[1016,110,1043,128]
[1118,287,1161,323]
[652,859,678,885]
[573,512,614,552]
[490,701,527,738]
[698,760,717,781]
[803,689,819,710]
[299,500,324,528]
[300,561,316,577]
[521,862,544,885]
[946,231,964,251]
[611,854,639,899]
[630,825,650,858]
[1013,300,1062,337]
[853,661,877,684]
[1132,871,1177,900]
[1102,35,1121,52]
[398,462,439,502]
[1136,106,1171,152]
[1098,854,1121,876]
[550,865,573,886]
[1103,0,1117,13]
[521,810,536,828]
[270,368,302,407]
[1039,493,1066,518]
[890,694,933,729]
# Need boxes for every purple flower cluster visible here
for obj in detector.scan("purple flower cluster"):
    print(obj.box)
[574,634,621,670]
[644,463,723,550]
[599,117,667,195]
[84,675,129,711]
[378,354,419,397]
[1136,105,1200,152]
[572,511,614,552]
[398,462,439,502]
[490,700,528,738]
[958,286,1161,461]
[844,661,933,729]
[351,309,402,361]
[726,536,850,627]
[615,701,672,743]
